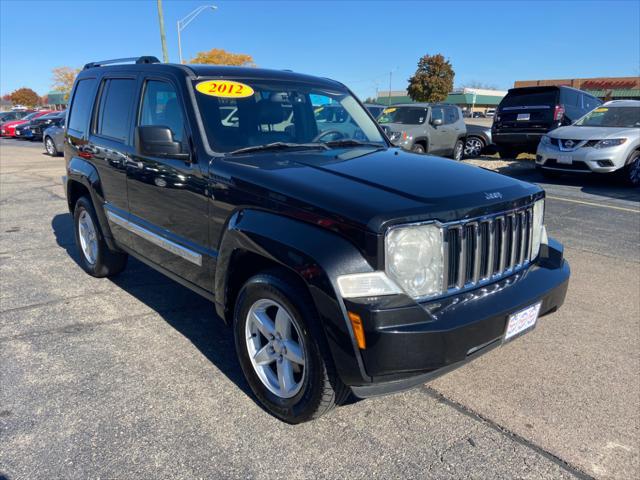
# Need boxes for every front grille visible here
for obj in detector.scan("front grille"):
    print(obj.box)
[444,206,533,291]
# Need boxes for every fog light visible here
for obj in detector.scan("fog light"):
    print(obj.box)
[597,160,614,167]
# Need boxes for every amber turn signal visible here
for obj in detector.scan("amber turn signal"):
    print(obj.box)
[348,311,366,349]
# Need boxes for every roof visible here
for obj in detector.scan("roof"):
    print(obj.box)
[603,99,640,107]
[80,60,346,91]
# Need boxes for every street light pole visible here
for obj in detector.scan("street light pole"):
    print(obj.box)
[156,0,169,63]
[177,5,217,64]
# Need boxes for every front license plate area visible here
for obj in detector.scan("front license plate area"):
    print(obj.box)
[517,113,530,121]
[504,302,541,341]
[558,155,572,164]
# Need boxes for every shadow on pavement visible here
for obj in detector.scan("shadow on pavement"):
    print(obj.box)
[51,213,255,403]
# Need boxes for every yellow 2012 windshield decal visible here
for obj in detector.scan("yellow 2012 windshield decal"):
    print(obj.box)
[195,80,254,98]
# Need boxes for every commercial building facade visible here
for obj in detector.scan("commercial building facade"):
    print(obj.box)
[514,76,640,101]
[375,87,507,113]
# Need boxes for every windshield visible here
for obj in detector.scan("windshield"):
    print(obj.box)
[22,112,38,121]
[575,106,640,128]
[378,106,428,125]
[192,79,386,153]
[500,89,558,108]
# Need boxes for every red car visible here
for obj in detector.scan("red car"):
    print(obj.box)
[1,111,53,137]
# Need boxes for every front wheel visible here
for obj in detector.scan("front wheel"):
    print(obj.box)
[623,150,640,187]
[411,143,425,154]
[451,139,464,161]
[234,270,349,423]
[44,136,58,156]
[463,136,485,158]
[73,196,128,277]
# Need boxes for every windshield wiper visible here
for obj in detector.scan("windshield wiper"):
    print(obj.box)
[324,139,385,149]
[229,142,328,155]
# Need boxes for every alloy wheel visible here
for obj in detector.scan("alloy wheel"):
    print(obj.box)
[245,298,306,399]
[78,210,98,265]
[45,137,55,155]
[629,158,640,186]
[454,141,464,161]
[464,137,483,157]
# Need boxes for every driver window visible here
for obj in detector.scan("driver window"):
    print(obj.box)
[139,80,185,142]
[431,107,444,124]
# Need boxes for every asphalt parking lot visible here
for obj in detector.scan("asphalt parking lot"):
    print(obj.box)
[1,137,638,479]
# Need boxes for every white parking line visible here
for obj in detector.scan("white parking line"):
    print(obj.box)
[546,195,640,214]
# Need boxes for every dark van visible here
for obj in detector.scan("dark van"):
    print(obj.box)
[492,86,601,158]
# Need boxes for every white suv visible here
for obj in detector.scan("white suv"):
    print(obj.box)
[536,100,640,186]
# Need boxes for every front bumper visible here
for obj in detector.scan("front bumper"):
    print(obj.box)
[346,238,569,398]
[536,142,628,173]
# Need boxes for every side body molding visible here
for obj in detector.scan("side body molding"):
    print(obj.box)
[215,209,375,385]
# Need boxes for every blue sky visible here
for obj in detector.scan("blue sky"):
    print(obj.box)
[1,0,639,100]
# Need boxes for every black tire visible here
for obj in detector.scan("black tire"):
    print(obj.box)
[623,150,640,187]
[451,139,464,161]
[44,136,57,156]
[73,196,127,277]
[497,146,519,159]
[411,143,425,154]
[233,269,349,423]
[463,136,485,158]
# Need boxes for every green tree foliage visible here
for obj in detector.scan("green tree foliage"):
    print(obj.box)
[407,54,455,103]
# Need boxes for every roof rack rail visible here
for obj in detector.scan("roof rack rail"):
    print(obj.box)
[83,56,160,70]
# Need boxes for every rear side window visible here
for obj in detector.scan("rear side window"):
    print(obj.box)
[561,89,580,107]
[500,89,558,108]
[95,78,136,142]
[68,78,97,135]
[444,106,459,124]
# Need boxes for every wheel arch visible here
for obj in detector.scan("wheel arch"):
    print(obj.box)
[66,157,119,251]
[215,208,374,385]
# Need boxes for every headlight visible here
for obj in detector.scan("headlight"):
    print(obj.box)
[388,131,402,142]
[385,223,444,298]
[531,199,545,260]
[593,138,627,149]
[540,135,551,145]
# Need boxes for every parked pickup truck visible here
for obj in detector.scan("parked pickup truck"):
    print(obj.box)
[63,57,570,423]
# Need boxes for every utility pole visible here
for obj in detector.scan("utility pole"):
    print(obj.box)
[388,70,392,106]
[157,0,169,63]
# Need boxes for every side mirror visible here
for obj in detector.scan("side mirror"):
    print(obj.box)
[135,125,190,160]
[431,118,443,126]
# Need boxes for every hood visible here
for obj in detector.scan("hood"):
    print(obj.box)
[220,147,541,233]
[3,119,27,128]
[549,125,639,140]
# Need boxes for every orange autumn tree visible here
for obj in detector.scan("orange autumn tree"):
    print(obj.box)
[51,66,80,101]
[189,48,255,66]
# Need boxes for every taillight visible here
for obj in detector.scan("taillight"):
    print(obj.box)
[553,105,565,121]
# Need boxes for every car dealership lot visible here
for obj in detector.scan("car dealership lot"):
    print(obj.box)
[1,139,638,479]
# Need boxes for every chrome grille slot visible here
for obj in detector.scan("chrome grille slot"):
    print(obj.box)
[443,205,533,295]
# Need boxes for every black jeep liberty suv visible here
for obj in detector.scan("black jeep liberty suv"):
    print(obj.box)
[63,57,570,423]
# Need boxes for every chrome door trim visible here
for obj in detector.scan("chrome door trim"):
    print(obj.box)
[106,211,202,266]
